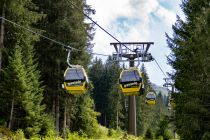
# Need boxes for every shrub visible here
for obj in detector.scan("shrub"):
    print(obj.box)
[144,128,154,139]
[42,129,62,140]
[202,132,210,140]
[108,128,123,138]
[163,129,172,140]
[0,126,13,139]
[12,129,26,140]
[156,135,164,140]
[67,132,86,140]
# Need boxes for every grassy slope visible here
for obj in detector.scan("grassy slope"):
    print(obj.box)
[0,126,143,140]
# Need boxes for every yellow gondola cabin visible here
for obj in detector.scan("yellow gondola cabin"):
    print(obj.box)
[119,67,143,96]
[145,92,156,105]
[63,67,88,95]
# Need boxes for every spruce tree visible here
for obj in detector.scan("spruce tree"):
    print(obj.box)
[89,56,125,129]
[0,46,26,129]
[166,0,210,139]
[34,0,96,135]
[0,45,52,137]
[136,65,167,136]
[0,0,53,137]
[105,57,124,129]
[89,58,107,126]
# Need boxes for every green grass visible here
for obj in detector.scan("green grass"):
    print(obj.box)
[0,125,178,140]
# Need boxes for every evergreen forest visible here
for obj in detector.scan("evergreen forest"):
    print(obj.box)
[0,0,209,140]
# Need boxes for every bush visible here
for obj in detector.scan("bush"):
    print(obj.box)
[163,129,172,140]
[202,132,210,140]
[67,132,87,140]
[108,128,124,138]
[0,126,13,139]
[12,129,26,140]
[156,136,164,140]
[93,125,108,138]
[42,129,62,140]
[30,135,41,140]
[144,128,154,139]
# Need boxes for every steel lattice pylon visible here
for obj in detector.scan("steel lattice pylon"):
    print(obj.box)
[110,42,154,136]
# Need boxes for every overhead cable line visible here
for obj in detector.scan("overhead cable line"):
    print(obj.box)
[0,17,109,57]
[154,58,168,78]
[66,0,133,52]
[91,52,110,56]
[66,1,169,76]
[0,17,79,51]
[66,0,170,79]
[0,13,168,78]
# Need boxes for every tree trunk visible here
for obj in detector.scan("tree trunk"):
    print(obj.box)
[55,61,60,135]
[8,91,14,129]
[52,92,55,116]
[66,97,71,130]
[55,93,60,135]
[0,1,5,72]
[116,103,119,129]
[104,113,107,127]
[63,98,67,139]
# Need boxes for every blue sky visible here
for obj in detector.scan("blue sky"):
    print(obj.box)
[86,0,184,86]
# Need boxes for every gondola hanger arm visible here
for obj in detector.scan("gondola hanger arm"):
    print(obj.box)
[66,48,82,68]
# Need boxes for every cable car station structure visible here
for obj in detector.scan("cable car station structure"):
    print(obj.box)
[110,42,154,136]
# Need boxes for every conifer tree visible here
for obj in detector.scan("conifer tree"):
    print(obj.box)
[136,65,167,136]
[89,58,107,126]
[0,45,52,137]
[0,46,26,129]
[34,0,96,135]
[89,57,126,130]
[73,95,100,138]
[105,57,124,129]
[167,0,210,139]
[0,0,53,137]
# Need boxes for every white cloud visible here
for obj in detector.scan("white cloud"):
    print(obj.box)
[155,6,177,27]
[87,0,183,85]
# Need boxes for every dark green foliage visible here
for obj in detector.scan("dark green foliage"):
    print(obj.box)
[136,65,150,135]
[202,132,210,140]
[89,58,108,126]
[0,126,13,139]
[140,64,153,92]
[167,0,210,139]
[0,45,53,137]
[0,46,26,129]
[0,0,53,137]
[155,116,172,140]
[108,86,125,129]
[105,57,124,129]
[89,57,125,130]
[0,0,42,68]
[72,95,100,138]
[136,65,168,136]
[144,128,154,139]
[33,0,97,137]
